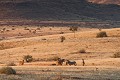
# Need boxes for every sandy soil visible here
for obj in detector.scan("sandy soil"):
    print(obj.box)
[0,26,120,79]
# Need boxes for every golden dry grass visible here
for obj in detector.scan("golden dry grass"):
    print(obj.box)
[0,26,120,79]
[0,26,120,67]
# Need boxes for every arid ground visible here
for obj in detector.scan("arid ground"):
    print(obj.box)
[0,25,120,80]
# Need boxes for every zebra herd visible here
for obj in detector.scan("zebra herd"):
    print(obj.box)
[19,58,85,66]
[56,58,85,66]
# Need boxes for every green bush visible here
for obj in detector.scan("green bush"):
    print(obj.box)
[0,67,16,75]
[96,31,107,38]
[113,52,120,58]
[24,55,33,62]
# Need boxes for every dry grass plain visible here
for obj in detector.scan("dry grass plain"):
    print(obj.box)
[0,25,120,80]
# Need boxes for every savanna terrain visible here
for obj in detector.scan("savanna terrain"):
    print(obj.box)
[0,22,120,80]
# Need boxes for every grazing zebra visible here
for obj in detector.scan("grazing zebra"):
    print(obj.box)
[56,58,65,66]
[66,60,77,66]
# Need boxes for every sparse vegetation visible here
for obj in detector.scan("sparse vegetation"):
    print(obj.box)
[19,60,24,65]
[69,26,78,32]
[12,28,15,30]
[60,36,65,42]
[59,31,64,34]
[79,49,86,53]
[0,44,11,50]
[3,28,6,31]
[0,25,120,80]
[37,27,41,30]
[47,56,59,61]
[24,55,33,62]
[24,27,29,30]
[6,62,16,66]
[98,28,102,31]
[69,26,78,38]
[41,38,47,40]
[0,67,16,75]
[96,31,107,38]
[33,30,36,34]
[113,52,120,58]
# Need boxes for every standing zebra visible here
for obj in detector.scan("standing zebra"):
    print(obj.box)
[66,60,77,66]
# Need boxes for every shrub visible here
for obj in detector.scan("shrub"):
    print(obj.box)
[69,26,78,32]
[96,31,107,38]
[41,38,47,40]
[69,26,78,38]
[47,56,59,61]
[37,27,41,30]
[23,55,33,62]
[60,36,65,42]
[19,60,24,65]
[113,52,120,58]
[0,67,16,75]
[33,30,36,34]
[59,32,64,34]
[6,62,16,66]
[12,28,15,30]
[79,49,86,53]
[3,28,6,31]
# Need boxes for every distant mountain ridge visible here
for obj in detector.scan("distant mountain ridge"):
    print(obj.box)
[0,0,120,21]
[88,0,120,5]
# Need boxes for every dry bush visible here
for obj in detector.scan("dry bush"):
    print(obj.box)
[2,28,6,31]
[98,28,102,31]
[59,32,64,34]
[33,30,36,34]
[12,28,15,30]
[29,30,32,33]
[113,52,120,58]
[37,27,41,30]
[69,26,78,32]
[49,28,52,30]
[0,43,11,50]
[23,55,33,62]
[96,31,107,38]
[6,62,16,66]
[24,27,29,30]
[19,60,24,65]
[41,38,47,40]
[6,30,10,32]
[0,67,16,75]
[60,36,65,42]
[47,56,59,61]
[79,49,86,53]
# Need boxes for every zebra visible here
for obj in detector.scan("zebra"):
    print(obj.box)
[56,58,65,66]
[66,60,77,66]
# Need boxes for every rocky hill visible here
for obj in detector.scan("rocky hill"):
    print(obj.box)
[0,0,120,21]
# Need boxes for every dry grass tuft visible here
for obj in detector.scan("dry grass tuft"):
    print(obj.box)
[79,49,86,53]
[6,62,16,66]
[0,67,16,75]
[96,31,107,38]
[113,52,120,58]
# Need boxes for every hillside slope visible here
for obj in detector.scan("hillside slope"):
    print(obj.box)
[0,0,120,21]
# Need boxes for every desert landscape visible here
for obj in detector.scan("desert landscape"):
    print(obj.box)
[0,22,120,80]
[0,0,120,79]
